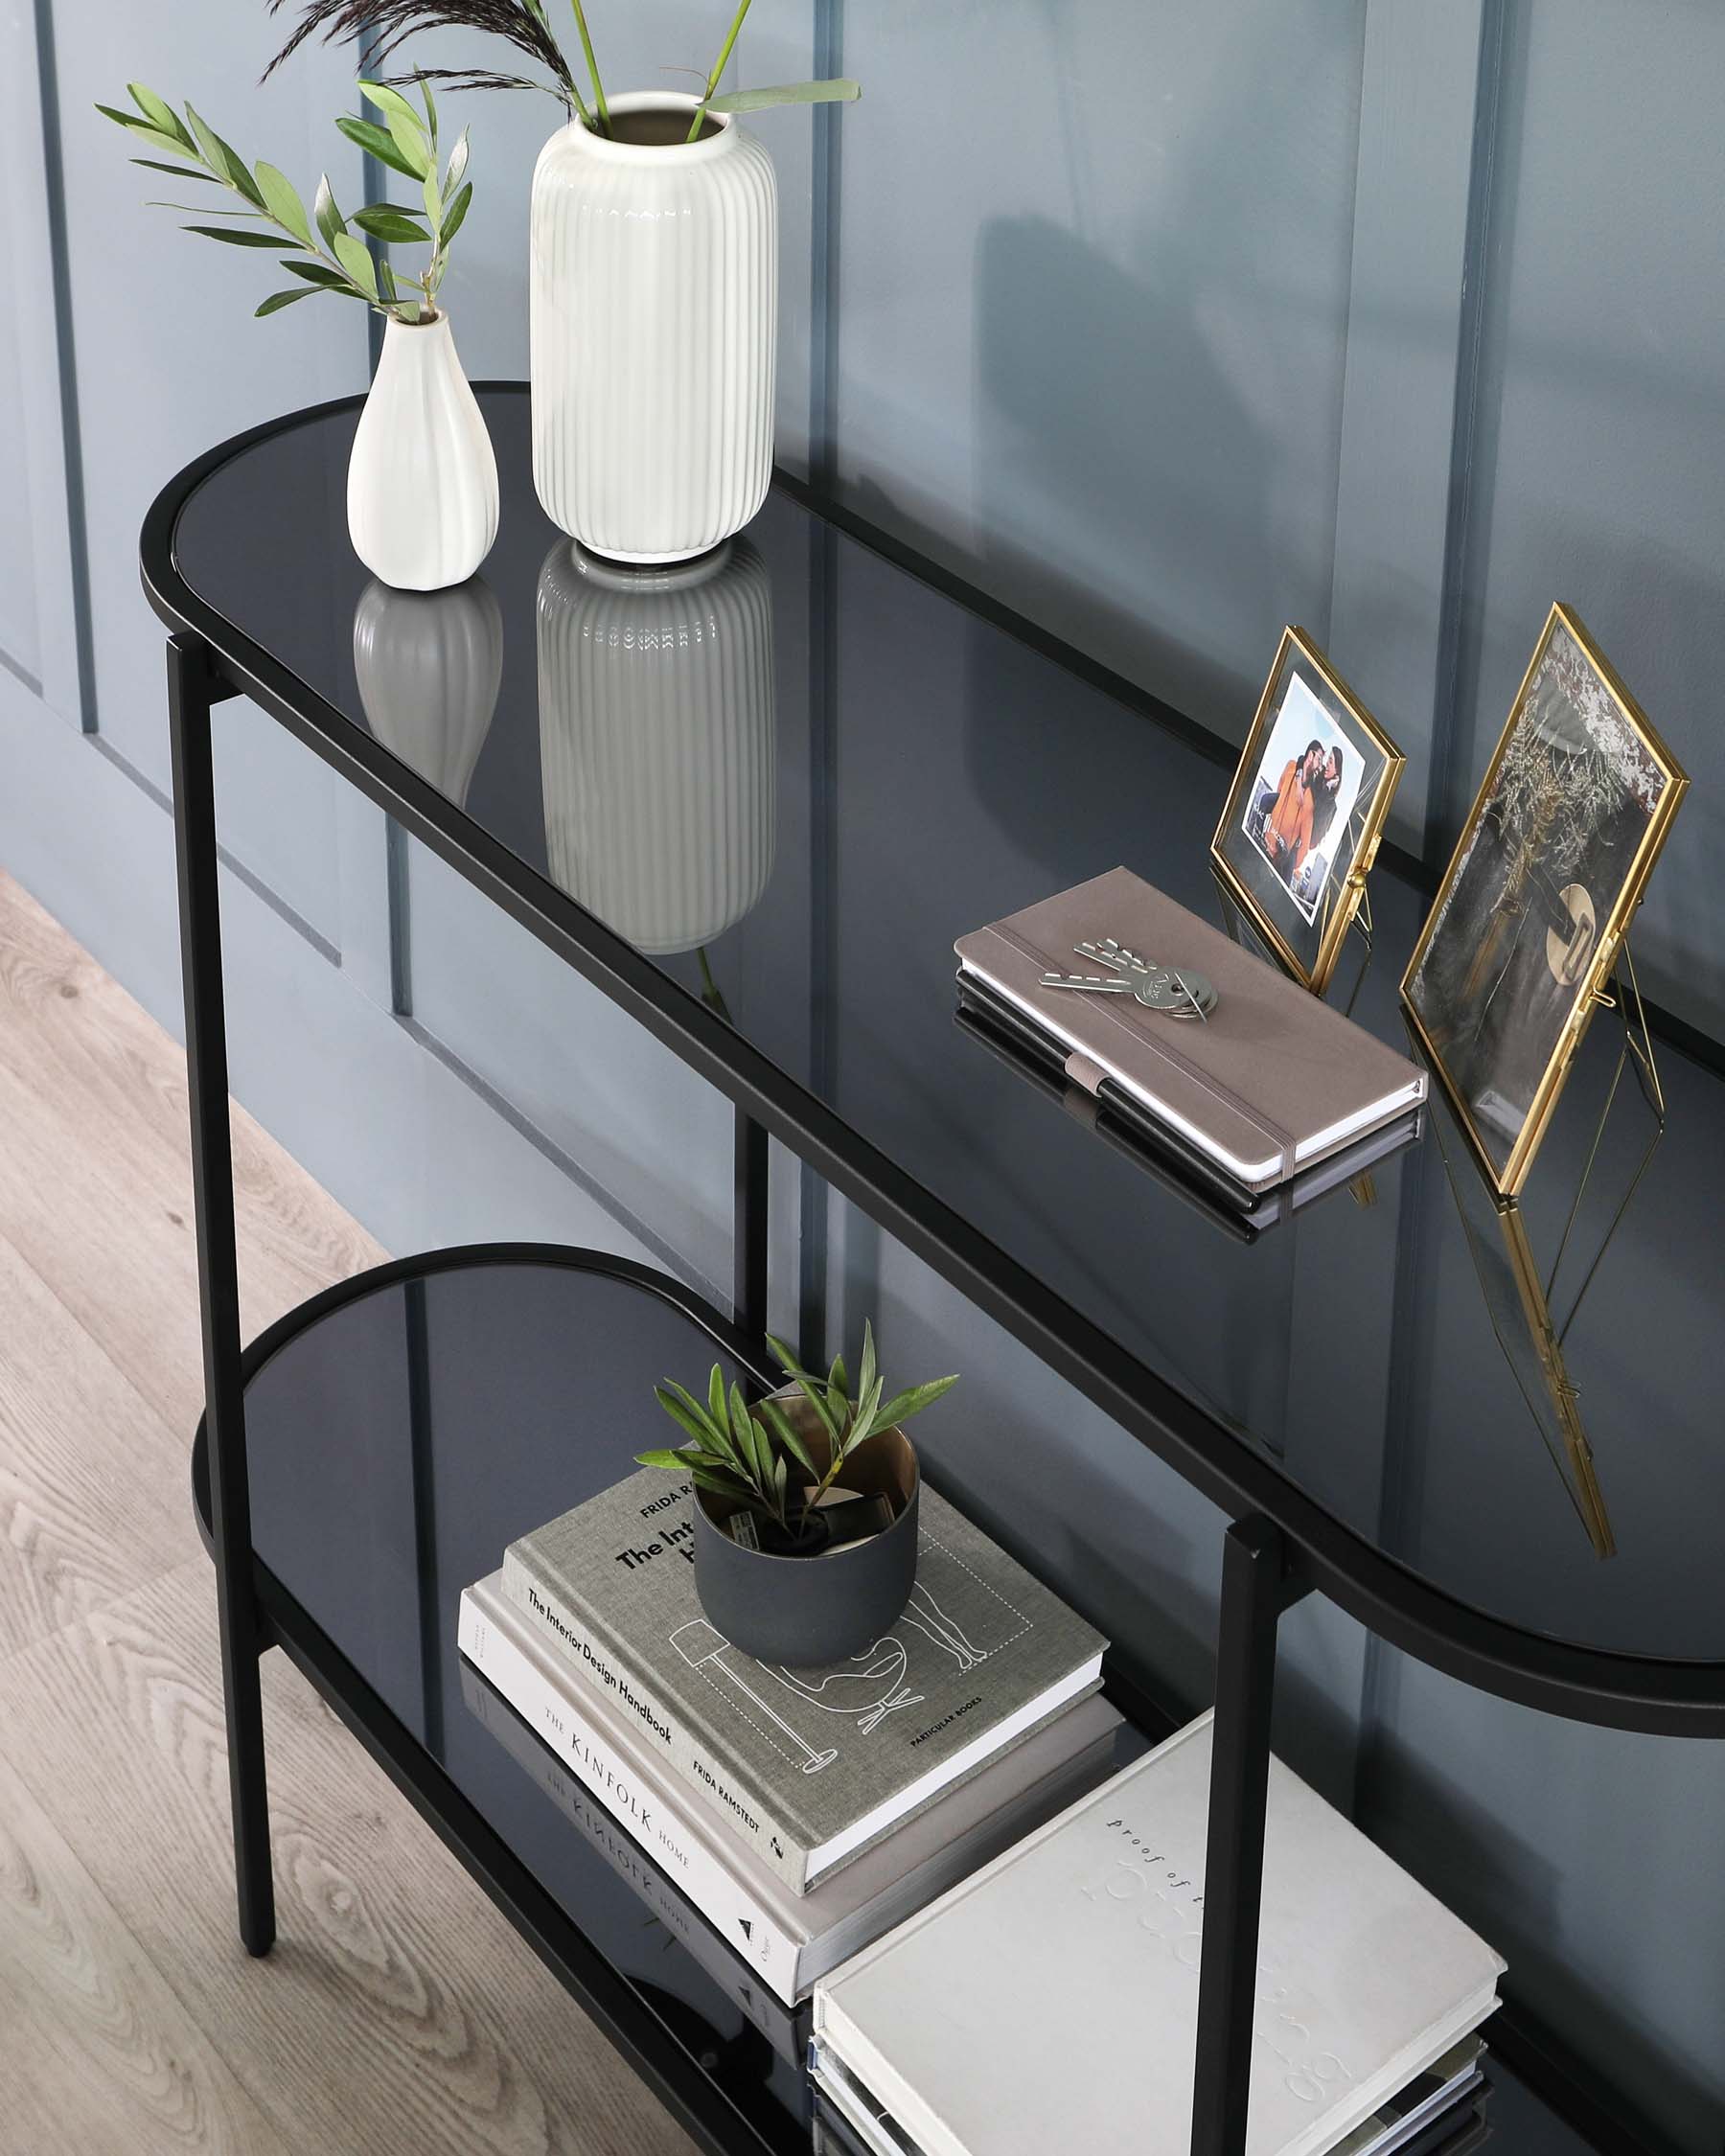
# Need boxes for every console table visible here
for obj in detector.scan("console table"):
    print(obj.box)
[143,386,1724,2156]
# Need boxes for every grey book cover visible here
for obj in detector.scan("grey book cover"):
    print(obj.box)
[502,1469,1106,1892]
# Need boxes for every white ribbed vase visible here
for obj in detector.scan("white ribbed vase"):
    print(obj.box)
[537,538,775,950]
[348,312,498,592]
[531,94,777,563]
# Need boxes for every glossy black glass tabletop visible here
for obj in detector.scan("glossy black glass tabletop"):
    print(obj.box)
[159,386,1725,1675]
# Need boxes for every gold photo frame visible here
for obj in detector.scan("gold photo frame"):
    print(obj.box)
[1401,604,1688,1199]
[1210,628,1404,997]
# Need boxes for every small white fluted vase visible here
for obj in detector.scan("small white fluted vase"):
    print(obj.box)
[531,94,777,563]
[537,538,775,950]
[352,577,503,806]
[348,312,498,592]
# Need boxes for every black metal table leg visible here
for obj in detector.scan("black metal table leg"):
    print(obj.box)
[168,630,276,1957]
[733,1108,770,1342]
[1189,1515,1303,2156]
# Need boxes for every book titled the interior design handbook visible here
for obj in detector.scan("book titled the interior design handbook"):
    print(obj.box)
[503,1469,1108,1893]
[459,1572,1124,2006]
[812,1712,1505,2156]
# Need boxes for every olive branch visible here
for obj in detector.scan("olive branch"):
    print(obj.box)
[99,77,472,326]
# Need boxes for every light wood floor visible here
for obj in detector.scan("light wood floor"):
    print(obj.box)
[0,870,697,2155]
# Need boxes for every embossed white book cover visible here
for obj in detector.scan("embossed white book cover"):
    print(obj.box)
[813,1712,1504,2156]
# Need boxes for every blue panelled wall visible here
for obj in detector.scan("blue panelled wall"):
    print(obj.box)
[3,1,1721,2144]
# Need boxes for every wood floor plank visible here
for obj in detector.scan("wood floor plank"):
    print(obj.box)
[0,1562,696,2156]
[0,869,382,1316]
[0,1228,191,1660]
[0,870,386,1443]
[0,1745,295,2155]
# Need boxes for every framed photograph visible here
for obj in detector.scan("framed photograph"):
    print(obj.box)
[1401,604,1688,1198]
[1210,628,1403,995]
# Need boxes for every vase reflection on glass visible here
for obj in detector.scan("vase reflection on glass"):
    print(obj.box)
[352,576,504,808]
[537,538,775,952]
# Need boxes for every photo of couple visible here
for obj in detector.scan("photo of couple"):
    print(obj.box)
[1240,675,1363,924]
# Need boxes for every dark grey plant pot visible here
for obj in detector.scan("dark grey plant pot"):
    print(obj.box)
[691,1405,920,1667]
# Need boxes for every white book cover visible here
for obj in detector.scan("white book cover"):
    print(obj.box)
[814,1713,1505,2156]
[459,1575,1123,2005]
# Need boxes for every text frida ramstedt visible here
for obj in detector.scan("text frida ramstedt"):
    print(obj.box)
[692,1757,761,1834]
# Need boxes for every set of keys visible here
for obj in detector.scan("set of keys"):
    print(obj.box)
[1039,938,1218,1021]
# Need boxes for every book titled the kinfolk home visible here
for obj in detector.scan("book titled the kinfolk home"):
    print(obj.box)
[502,1469,1107,1893]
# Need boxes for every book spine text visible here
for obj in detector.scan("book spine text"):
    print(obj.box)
[457,1591,804,2001]
[498,1549,811,1892]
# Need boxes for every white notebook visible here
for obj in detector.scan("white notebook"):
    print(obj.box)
[814,1713,1504,2156]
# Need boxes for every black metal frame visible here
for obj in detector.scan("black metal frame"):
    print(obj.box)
[150,401,1724,2156]
[168,629,275,1957]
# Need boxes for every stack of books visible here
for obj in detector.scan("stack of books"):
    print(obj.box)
[811,1712,1506,2156]
[458,1466,1120,2005]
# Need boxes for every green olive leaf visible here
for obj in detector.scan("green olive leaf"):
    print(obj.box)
[313,172,347,245]
[352,206,431,244]
[635,1446,699,1472]
[439,180,472,245]
[759,1396,819,1482]
[873,1375,959,1428]
[100,111,200,163]
[356,79,424,131]
[182,104,264,203]
[386,107,433,179]
[130,157,223,180]
[704,78,861,114]
[126,85,192,147]
[180,224,303,247]
[335,115,423,181]
[332,229,380,296]
[254,162,312,246]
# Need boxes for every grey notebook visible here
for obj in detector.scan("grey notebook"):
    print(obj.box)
[503,1470,1107,1892]
[955,867,1426,1196]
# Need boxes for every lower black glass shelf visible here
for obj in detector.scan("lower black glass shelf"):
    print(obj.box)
[190,1246,1632,2156]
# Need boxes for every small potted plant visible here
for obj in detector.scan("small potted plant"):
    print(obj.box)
[100,79,496,591]
[637,1326,956,1664]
